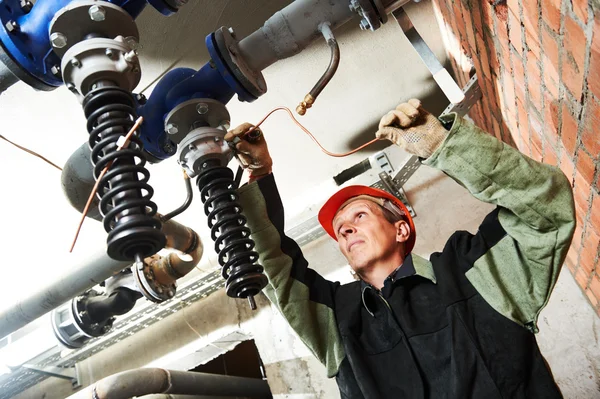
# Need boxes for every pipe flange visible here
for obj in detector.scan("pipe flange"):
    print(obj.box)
[49,1,139,59]
[214,27,267,99]
[177,127,232,178]
[351,0,381,31]
[73,290,114,337]
[61,37,141,99]
[132,256,176,302]
[51,291,113,349]
[164,98,231,144]
[372,0,388,24]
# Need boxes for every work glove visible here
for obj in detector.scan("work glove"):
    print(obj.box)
[225,122,273,180]
[376,99,449,159]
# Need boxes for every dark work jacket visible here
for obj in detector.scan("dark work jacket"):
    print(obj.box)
[237,115,575,399]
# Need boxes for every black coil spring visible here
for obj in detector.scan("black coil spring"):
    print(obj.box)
[83,86,165,261]
[197,162,268,299]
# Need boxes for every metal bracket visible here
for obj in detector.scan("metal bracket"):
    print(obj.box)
[370,155,420,217]
[442,74,482,118]
[22,364,81,388]
[371,151,394,175]
[392,8,465,104]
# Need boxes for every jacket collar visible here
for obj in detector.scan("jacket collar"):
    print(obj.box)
[360,253,436,309]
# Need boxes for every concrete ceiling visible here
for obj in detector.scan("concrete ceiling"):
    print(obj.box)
[0,0,450,315]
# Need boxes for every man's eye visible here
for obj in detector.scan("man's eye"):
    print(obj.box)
[357,212,365,219]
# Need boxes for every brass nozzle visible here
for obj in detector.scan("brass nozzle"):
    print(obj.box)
[296,94,315,116]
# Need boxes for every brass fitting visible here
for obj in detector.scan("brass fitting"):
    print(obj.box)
[296,93,315,116]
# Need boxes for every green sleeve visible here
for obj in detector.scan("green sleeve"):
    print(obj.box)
[424,114,576,332]
[237,174,345,377]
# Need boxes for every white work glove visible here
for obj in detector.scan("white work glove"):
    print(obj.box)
[376,99,449,159]
[224,123,273,180]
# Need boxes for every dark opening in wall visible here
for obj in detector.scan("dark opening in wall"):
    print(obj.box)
[191,339,267,381]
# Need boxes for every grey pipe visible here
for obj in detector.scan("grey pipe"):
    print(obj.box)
[67,369,271,399]
[61,142,102,222]
[238,0,354,73]
[0,250,130,339]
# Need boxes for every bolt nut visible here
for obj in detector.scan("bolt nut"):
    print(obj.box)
[70,58,81,67]
[124,50,138,63]
[165,123,179,135]
[167,290,174,298]
[359,19,370,31]
[89,5,106,21]
[228,27,236,38]
[196,103,209,115]
[20,0,33,13]
[157,286,164,294]
[5,20,19,33]
[50,32,67,49]
[50,65,60,76]
[105,48,115,59]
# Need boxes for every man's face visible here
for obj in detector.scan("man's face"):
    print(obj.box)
[332,199,408,273]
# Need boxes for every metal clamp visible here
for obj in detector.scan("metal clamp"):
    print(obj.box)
[392,8,465,104]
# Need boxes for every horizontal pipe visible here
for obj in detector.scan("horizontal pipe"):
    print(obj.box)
[238,0,354,73]
[67,369,271,399]
[0,250,130,339]
[0,218,201,339]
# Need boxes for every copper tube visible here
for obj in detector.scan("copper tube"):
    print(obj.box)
[296,23,340,116]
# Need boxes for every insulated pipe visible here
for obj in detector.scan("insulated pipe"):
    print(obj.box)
[0,250,131,339]
[237,0,354,73]
[67,369,272,399]
[61,142,102,222]
[0,218,201,339]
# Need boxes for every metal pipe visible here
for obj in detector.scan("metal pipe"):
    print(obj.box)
[237,0,354,73]
[0,215,201,339]
[383,0,414,15]
[67,369,271,399]
[159,171,193,223]
[61,142,102,222]
[296,23,340,116]
[0,250,131,339]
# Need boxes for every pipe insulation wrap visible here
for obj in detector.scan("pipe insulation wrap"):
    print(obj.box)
[238,0,354,72]
[67,369,272,399]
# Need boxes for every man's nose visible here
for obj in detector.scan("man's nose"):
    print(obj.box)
[341,224,356,237]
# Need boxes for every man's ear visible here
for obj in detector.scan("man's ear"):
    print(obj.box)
[395,220,411,244]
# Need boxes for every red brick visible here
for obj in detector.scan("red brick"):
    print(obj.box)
[509,10,524,55]
[525,31,542,62]
[562,15,586,101]
[588,15,600,99]
[583,98,600,155]
[476,34,492,79]
[574,171,591,223]
[561,103,578,156]
[590,276,600,304]
[531,144,543,161]
[530,113,544,153]
[512,51,527,101]
[575,266,590,289]
[585,289,599,307]
[542,28,560,99]
[544,91,560,148]
[560,148,575,181]
[572,0,589,24]
[576,150,596,183]
[501,68,517,116]
[523,0,540,33]
[527,56,543,113]
[591,194,600,233]
[541,0,562,32]
[517,98,531,146]
[545,144,559,165]
[482,1,495,27]
[580,227,599,274]
[492,117,502,141]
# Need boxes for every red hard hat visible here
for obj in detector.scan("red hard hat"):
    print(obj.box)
[318,185,416,254]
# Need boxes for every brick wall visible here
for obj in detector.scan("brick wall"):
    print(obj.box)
[431,0,600,314]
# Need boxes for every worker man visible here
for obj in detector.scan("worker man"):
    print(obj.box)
[225,99,575,398]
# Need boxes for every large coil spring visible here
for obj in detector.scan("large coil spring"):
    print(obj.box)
[197,161,268,301]
[82,86,165,261]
